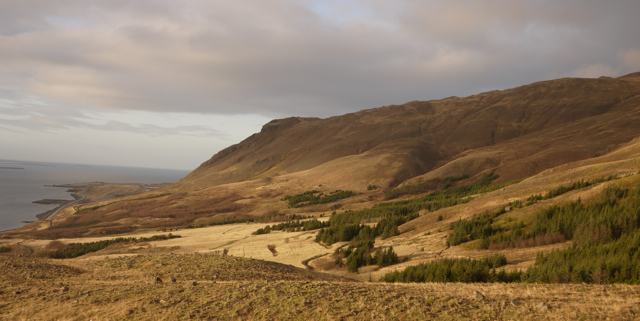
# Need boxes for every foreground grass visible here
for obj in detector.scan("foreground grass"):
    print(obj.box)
[2,253,640,320]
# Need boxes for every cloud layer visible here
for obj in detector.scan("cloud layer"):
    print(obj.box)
[1,0,639,119]
[2,1,640,169]
[0,87,226,138]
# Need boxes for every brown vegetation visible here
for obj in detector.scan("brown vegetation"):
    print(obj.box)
[45,240,66,251]
[15,192,249,239]
[1,253,640,320]
[188,72,640,190]
[7,73,640,241]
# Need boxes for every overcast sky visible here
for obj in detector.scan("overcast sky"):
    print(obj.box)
[1,0,640,170]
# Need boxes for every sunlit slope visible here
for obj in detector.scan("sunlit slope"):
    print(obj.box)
[10,72,640,239]
[182,73,640,190]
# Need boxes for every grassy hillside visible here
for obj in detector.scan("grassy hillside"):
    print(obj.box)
[4,73,640,319]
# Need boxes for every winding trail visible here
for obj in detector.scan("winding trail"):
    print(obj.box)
[43,190,85,226]
[301,243,349,270]
[301,253,330,270]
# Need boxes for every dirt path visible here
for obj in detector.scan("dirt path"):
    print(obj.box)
[42,190,85,226]
[222,225,244,234]
[301,252,330,270]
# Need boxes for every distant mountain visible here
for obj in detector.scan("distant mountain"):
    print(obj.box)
[183,72,640,188]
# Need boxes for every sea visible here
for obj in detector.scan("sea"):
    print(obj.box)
[0,159,190,232]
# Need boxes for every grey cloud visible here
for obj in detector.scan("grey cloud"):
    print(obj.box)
[0,111,226,138]
[99,120,226,138]
[0,95,225,137]
[1,0,640,119]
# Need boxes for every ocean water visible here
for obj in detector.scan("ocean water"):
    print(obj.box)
[0,159,190,232]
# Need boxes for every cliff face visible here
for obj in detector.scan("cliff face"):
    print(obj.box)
[183,73,640,188]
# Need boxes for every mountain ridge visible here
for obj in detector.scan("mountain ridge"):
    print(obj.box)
[184,72,640,189]
[9,71,640,241]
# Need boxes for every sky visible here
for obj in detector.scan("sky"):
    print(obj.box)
[1,1,640,171]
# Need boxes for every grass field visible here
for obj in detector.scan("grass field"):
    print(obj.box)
[2,252,639,320]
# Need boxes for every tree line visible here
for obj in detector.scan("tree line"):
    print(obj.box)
[254,219,330,235]
[447,176,621,250]
[283,190,355,208]
[380,254,520,283]
[386,177,640,284]
[47,234,181,259]
[384,174,470,200]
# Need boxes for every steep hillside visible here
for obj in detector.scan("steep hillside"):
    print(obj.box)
[185,73,640,189]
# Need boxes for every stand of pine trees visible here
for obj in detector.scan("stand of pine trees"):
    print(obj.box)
[380,254,518,283]
[384,179,640,284]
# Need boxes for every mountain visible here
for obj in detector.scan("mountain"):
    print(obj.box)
[184,72,640,189]
[11,72,640,239]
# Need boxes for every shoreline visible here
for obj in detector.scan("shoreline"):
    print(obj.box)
[2,182,163,233]
[0,162,186,234]
[0,189,86,234]
[36,190,85,221]
[1,182,167,234]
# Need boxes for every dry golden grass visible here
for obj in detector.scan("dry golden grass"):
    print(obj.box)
[1,220,337,271]
[2,252,640,320]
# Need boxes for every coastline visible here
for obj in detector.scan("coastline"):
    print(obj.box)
[36,189,85,220]
[0,161,189,233]
[0,189,85,234]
